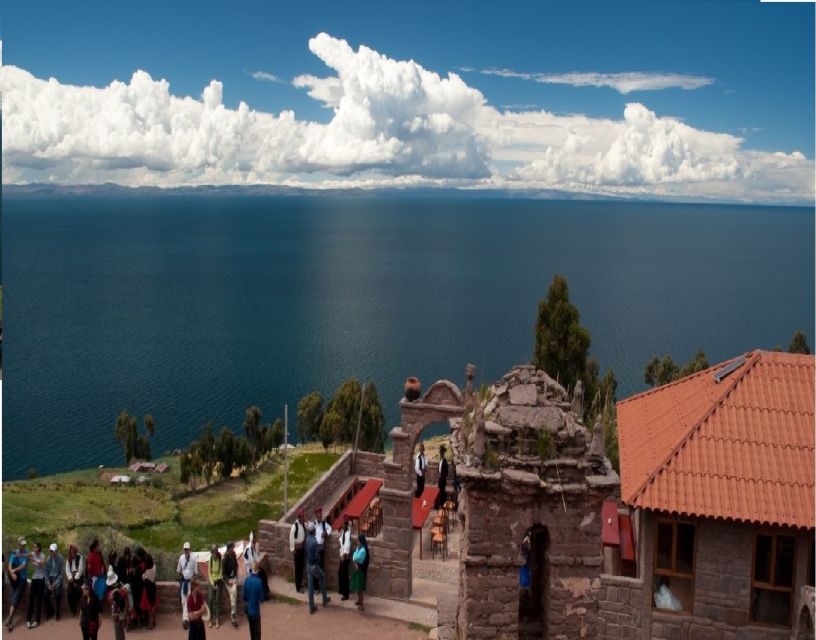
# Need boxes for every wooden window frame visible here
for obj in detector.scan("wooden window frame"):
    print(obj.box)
[652,516,697,613]
[750,531,797,628]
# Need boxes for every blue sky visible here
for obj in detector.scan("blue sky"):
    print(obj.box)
[2,0,814,202]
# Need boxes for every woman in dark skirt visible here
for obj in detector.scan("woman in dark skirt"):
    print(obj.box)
[186,577,207,640]
[79,583,101,640]
[139,554,158,629]
[350,534,370,612]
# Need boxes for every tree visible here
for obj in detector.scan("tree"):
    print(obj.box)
[297,392,324,444]
[644,349,709,388]
[234,438,252,478]
[243,406,262,465]
[216,426,237,480]
[198,424,217,485]
[114,411,155,464]
[533,275,592,394]
[788,330,811,355]
[319,411,343,451]
[271,418,284,451]
[359,383,386,453]
[326,379,362,443]
[180,451,191,485]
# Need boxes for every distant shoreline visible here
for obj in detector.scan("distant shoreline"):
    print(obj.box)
[4,182,813,208]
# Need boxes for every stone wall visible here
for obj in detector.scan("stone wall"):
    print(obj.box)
[597,574,644,639]
[599,509,813,640]
[351,450,386,478]
[454,469,616,640]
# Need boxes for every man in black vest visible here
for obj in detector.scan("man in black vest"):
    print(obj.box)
[435,445,449,509]
[414,443,426,499]
[289,508,307,593]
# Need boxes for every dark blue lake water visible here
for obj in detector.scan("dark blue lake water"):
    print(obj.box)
[2,195,813,479]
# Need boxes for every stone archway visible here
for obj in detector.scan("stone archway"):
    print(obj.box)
[371,371,468,599]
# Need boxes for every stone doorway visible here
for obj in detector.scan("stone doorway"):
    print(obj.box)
[519,525,549,640]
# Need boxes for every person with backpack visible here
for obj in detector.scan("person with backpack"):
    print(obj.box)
[289,508,307,593]
[242,533,269,601]
[222,542,239,627]
[351,534,370,612]
[207,545,223,629]
[5,537,29,631]
[176,542,198,630]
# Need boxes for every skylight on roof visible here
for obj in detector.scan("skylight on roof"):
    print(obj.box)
[712,356,747,383]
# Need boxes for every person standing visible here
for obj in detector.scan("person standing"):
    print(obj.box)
[5,537,29,631]
[305,523,330,614]
[44,543,65,621]
[289,508,307,593]
[139,554,157,630]
[26,541,46,629]
[414,443,426,498]
[222,542,239,627]
[177,542,198,630]
[242,533,270,601]
[207,545,223,629]
[337,515,352,601]
[79,583,101,640]
[313,508,332,570]
[185,577,207,640]
[351,534,370,612]
[242,563,263,640]
[65,544,84,617]
[86,539,105,588]
[111,588,127,640]
[435,445,449,509]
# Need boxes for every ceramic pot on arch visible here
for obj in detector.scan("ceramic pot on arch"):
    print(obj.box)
[404,377,421,402]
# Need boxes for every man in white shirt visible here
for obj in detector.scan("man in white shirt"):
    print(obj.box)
[313,507,332,570]
[176,542,198,629]
[337,515,352,601]
[289,508,307,593]
[414,442,426,498]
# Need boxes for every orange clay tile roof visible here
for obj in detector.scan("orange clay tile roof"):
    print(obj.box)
[617,350,815,529]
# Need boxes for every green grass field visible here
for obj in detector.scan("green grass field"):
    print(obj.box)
[2,445,340,554]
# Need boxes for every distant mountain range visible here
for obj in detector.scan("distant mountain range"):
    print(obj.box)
[2,182,808,207]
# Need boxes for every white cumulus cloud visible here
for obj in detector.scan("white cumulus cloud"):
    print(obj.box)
[248,70,282,83]
[0,33,812,203]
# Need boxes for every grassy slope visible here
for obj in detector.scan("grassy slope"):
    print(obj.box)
[2,446,340,553]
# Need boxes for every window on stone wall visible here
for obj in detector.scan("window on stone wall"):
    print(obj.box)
[653,518,696,613]
[751,532,796,627]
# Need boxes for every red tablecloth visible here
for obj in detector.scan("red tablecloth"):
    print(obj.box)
[333,478,383,530]
[412,487,440,529]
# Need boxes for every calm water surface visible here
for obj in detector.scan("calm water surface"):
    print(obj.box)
[2,196,813,479]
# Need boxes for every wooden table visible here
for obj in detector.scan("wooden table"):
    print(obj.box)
[412,487,440,560]
[333,478,383,531]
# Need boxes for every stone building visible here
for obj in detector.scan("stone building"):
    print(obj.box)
[449,364,620,640]
[598,350,815,640]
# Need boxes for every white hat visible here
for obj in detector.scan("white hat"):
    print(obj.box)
[49,543,58,552]
[106,567,119,587]
[17,537,27,547]
[183,541,191,550]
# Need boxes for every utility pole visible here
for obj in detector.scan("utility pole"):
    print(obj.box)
[284,403,289,515]
[352,382,367,467]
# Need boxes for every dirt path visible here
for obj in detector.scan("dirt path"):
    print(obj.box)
[7,600,429,640]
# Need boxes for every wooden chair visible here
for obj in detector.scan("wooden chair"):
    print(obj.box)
[431,529,447,561]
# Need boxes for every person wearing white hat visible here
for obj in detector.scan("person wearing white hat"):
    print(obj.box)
[4,537,29,631]
[177,542,198,629]
[44,542,65,621]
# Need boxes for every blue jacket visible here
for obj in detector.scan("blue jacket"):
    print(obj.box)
[305,535,319,567]
[243,573,263,617]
